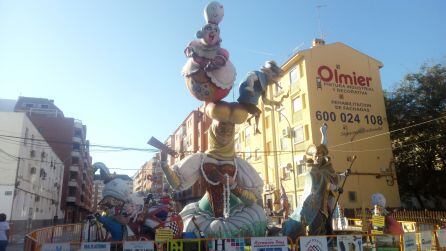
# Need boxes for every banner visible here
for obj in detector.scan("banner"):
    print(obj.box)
[123,241,155,251]
[438,229,446,248]
[80,242,110,251]
[403,233,417,251]
[300,236,328,251]
[420,231,433,250]
[336,235,363,251]
[375,235,399,251]
[208,238,246,251]
[41,243,70,251]
[251,237,288,251]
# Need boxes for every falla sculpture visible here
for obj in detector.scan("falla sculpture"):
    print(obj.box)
[282,124,350,240]
[150,1,288,238]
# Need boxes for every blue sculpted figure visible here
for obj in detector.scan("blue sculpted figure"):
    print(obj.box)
[238,61,286,134]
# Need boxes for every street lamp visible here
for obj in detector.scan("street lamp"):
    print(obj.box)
[265,106,298,208]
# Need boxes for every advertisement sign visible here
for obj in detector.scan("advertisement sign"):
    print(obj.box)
[336,235,363,251]
[123,241,155,251]
[208,238,246,251]
[437,229,446,248]
[155,228,173,242]
[80,242,110,251]
[251,237,288,251]
[420,231,433,250]
[403,233,417,251]
[300,236,328,251]
[375,235,399,251]
[41,243,71,251]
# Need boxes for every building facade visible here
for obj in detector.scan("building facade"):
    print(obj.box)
[235,40,401,212]
[168,109,210,208]
[14,97,94,222]
[0,112,64,232]
[133,158,157,194]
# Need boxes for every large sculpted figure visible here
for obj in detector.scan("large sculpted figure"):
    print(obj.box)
[182,1,236,102]
[283,124,348,239]
[160,119,267,237]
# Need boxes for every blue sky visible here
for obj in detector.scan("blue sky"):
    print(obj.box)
[1,0,445,176]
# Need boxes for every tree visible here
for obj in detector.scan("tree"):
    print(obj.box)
[385,64,446,209]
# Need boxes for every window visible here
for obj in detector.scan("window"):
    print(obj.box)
[25,103,34,108]
[41,104,49,109]
[293,96,302,112]
[289,67,300,86]
[245,126,252,141]
[293,126,304,144]
[245,147,251,159]
[282,165,291,180]
[255,148,261,160]
[4,191,12,196]
[72,157,80,165]
[348,191,357,202]
[24,128,29,145]
[274,82,284,96]
[280,137,289,150]
[235,136,241,151]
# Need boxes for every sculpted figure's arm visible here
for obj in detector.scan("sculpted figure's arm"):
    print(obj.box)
[160,153,181,190]
[232,186,258,205]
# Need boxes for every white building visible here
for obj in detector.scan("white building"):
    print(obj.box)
[0,112,64,230]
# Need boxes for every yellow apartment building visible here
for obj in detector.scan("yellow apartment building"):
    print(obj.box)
[235,39,401,212]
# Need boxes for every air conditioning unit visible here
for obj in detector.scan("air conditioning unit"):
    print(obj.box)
[282,128,290,137]
[30,150,36,158]
[30,167,37,174]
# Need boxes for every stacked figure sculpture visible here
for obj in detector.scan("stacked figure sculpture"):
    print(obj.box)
[155,1,287,238]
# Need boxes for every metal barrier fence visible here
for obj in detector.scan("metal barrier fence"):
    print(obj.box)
[25,223,446,251]
[352,209,446,225]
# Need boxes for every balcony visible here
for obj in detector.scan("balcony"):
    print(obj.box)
[69,165,80,172]
[72,136,82,144]
[68,179,78,187]
[66,196,76,202]
[71,150,81,158]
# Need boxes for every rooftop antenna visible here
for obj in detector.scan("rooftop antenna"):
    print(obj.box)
[316,4,327,40]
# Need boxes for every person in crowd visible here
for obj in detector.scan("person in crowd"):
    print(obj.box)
[0,213,9,251]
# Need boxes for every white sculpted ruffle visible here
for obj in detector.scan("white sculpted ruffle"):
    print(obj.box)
[181,59,236,90]
[180,199,267,237]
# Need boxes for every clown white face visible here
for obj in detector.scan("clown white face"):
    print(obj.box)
[199,23,220,46]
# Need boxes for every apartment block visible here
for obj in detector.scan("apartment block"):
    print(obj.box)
[14,97,94,222]
[0,112,64,232]
[236,40,401,212]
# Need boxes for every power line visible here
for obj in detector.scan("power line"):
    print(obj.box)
[329,115,446,149]
[330,134,446,153]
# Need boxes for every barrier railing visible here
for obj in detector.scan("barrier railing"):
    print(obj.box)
[25,223,446,251]
[352,209,446,225]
